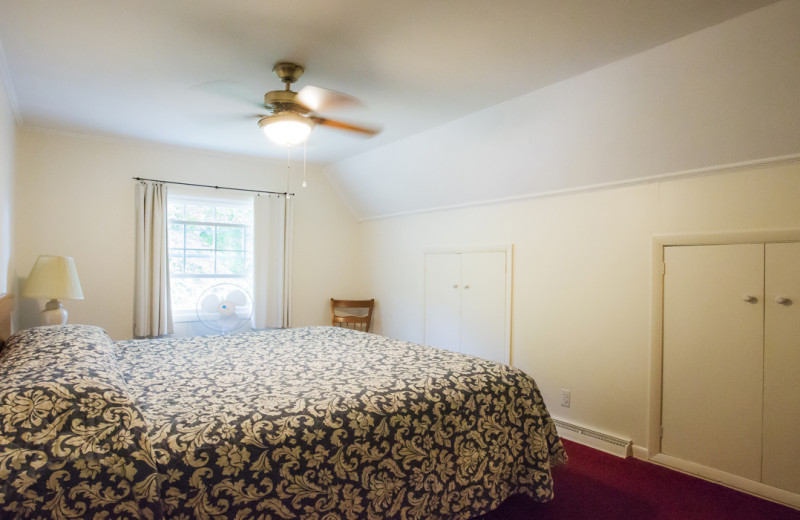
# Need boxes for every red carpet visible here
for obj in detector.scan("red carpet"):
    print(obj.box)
[477,439,800,520]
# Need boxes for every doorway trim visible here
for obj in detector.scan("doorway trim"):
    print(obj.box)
[648,229,800,508]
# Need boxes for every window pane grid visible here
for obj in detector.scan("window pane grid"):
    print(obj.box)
[170,219,248,229]
[171,274,246,279]
[167,199,254,315]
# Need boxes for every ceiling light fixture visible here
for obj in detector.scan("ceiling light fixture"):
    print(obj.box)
[259,114,315,146]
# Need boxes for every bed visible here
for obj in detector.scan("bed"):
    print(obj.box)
[0,324,565,519]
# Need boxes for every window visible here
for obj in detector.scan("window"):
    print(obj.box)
[167,196,254,321]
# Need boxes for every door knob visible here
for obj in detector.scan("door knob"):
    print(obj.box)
[452,284,459,289]
[464,285,471,289]
[742,294,757,303]
[774,296,791,305]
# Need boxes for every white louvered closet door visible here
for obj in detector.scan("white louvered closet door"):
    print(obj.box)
[661,244,764,482]
[763,242,800,494]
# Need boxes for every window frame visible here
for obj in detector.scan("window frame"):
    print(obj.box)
[167,195,254,322]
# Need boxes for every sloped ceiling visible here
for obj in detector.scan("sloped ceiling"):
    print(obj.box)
[325,1,800,219]
[0,0,790,217]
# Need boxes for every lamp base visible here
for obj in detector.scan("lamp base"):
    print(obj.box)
[42,299,68,325]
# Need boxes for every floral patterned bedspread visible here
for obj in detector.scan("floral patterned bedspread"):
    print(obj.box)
[0,325,162,519]
[1,325,565,519]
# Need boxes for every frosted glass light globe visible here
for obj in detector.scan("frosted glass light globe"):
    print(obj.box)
[259,115,314,146]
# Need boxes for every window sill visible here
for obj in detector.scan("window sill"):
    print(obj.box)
[172,310,200,323]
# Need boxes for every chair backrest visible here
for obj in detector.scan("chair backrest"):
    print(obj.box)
[330,298,375,332]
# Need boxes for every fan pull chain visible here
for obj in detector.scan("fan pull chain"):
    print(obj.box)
[285,145,292,198]
[302,140,308,188]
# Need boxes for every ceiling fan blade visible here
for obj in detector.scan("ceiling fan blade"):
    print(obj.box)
[190,80,264,110]
[311,116,380,137]
[190,113,265,125]
[297,85,361,112]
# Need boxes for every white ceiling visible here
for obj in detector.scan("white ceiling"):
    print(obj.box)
[0,0,780,164]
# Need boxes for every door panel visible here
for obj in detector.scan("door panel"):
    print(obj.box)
[763,242,800,494]
[424,254,461,352]
[460,251,507,364]
[661,244,764,482]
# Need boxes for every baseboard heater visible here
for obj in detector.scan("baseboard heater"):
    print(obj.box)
[554,419,632,458]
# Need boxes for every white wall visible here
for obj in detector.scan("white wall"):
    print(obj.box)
[7,0,800,457]
[360,161,800,451]
[337,0,800,453]
[14,130,361,339]
[0,67,15,294]
[327,0,800,219]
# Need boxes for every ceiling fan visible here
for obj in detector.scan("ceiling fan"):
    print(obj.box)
[256,62,380,146]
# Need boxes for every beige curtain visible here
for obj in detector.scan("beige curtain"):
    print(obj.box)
[253,194,293,329]
[134,181,173,337]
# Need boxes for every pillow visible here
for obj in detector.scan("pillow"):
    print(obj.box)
[1,324,129,388]
[0,325,163,519]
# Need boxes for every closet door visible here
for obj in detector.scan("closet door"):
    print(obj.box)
[460,251,507,364]
[424,250,510,363]
[661,244,764,482]
[424,253,461,352]
[762,242,800,494]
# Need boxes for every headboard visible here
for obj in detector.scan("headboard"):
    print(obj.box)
[0,292,13,345]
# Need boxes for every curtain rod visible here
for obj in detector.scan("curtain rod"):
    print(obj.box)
[132,177,294,196]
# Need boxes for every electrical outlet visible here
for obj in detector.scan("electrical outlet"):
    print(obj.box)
[560,389,571,408]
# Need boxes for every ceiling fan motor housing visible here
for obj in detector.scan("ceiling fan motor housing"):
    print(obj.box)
[256,61,378,139]
[263,90,311,116]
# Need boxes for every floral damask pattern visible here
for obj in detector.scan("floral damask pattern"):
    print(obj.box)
[1,325,565,519]
[0,325,162,519]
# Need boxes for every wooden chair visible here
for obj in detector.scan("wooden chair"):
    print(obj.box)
[330,298,375,332]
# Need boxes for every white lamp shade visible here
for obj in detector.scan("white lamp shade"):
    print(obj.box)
[22,255,84,300]
[259,115,314,146]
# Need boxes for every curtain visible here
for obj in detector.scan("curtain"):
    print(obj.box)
[253,194,294,329]
[133,181,173,337]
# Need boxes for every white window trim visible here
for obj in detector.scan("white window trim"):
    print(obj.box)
[167,194,255,322]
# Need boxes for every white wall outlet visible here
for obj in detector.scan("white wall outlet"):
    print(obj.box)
[560,389,571,408]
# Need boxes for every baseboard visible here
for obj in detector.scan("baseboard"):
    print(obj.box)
[553,419,632,458]
[651,453,800,510]
[631,444,649,461]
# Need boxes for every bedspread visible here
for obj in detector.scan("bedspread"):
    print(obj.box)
[0,325,162,519]
[1,325,565,519]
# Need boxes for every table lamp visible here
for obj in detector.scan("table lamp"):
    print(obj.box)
[22,255,84,325]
